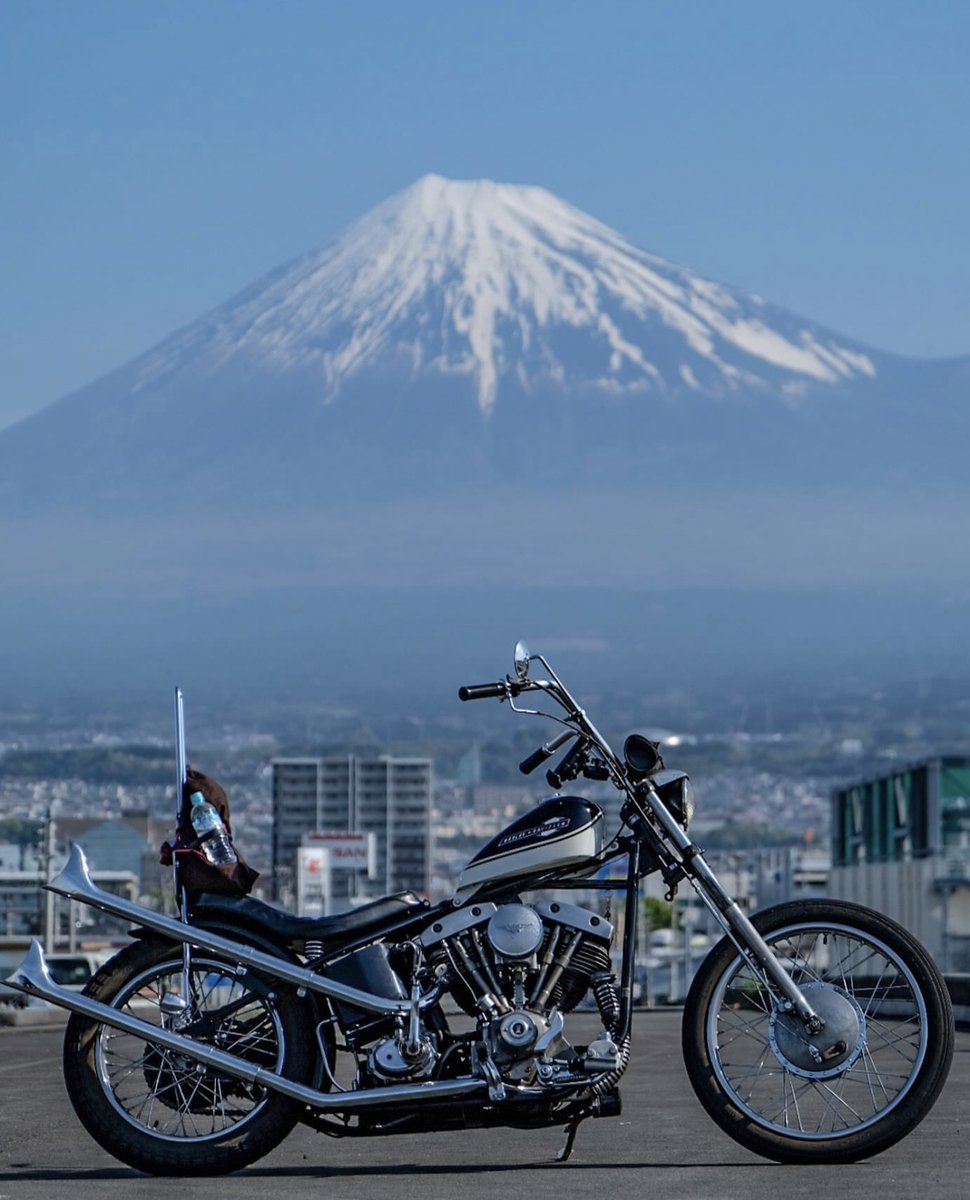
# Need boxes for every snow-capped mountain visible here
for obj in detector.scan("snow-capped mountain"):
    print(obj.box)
[2,176,969,700]
[0,174,965,515]
[134,174,877,414]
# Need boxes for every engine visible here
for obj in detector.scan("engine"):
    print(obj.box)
[320,899,621,1092]
[423,900,612,1015]
[420,899,619,1085]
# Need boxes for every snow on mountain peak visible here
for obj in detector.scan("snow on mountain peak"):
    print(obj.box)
[135,175,876,413]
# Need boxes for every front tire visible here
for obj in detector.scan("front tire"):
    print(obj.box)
[682,899,953,1163]
[64,936,313,1175]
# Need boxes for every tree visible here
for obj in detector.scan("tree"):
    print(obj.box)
[643,895,673,930]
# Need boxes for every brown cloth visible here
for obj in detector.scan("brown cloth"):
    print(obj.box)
[160,766,259,898]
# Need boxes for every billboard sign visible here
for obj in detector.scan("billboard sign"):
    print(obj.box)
[302,831,377,877]
[296,846,331,918]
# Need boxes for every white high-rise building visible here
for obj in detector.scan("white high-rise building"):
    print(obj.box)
[271,755,432,906]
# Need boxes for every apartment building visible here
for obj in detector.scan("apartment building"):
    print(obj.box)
[271,755,432,906]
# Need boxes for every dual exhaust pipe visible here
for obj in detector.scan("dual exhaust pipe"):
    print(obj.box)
[5,847,489,1115]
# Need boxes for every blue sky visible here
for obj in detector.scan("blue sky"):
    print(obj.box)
[1,0,968,429]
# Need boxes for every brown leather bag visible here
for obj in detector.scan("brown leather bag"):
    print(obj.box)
[160,766,259,898]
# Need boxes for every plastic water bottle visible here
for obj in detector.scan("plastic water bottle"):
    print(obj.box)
[188,791,237,865]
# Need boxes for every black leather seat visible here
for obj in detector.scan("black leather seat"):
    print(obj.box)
[191,889,428,947]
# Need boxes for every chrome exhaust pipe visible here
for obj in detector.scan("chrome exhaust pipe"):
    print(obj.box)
[48,846,423,1017]
[6,940,487,1113]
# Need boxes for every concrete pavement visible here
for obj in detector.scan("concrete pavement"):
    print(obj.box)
[0,1010,967,1200]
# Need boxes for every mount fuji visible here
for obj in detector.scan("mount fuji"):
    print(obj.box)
[130,173,879,413]
[2,176,969,700]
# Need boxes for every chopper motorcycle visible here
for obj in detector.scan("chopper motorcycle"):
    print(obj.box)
[7,642,954,1173]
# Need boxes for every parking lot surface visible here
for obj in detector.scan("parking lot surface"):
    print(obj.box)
[1,1010,967,1200]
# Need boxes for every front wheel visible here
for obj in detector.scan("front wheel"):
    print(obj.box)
[682,899,954,1163]
[63,935,314,1175]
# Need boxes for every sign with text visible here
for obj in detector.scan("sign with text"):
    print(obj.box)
[302,831,377,877]
[296,846,331,919]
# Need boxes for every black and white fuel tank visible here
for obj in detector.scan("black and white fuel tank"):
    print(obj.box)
[453,796,605,904]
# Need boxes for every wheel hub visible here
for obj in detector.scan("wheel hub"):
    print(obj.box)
[769,981,866,1079]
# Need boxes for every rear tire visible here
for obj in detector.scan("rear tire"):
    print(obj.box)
[682,900,953,1163]
[64,936,313,1175]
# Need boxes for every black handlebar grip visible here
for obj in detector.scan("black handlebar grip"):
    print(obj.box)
[519,745,553,775]
[458,682,507,701]
[547,738,586,790]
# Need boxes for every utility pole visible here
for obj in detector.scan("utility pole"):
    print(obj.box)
[42,804,56,953]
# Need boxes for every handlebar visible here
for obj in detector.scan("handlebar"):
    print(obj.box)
[459,647,675,860]
[458,682,507,701]
[519,730,574,775]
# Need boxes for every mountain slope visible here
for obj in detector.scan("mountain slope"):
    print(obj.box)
[128,174,880,413]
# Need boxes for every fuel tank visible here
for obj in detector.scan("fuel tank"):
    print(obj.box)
[453,796,605,904]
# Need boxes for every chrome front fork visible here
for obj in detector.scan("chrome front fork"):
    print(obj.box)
[645,789,823,1030]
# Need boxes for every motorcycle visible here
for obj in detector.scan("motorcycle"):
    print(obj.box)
[7,642,954,1174]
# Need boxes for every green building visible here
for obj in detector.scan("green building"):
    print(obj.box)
[832,756,970,867]
[830,757,970,973]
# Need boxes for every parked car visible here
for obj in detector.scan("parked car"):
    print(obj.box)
[1,951,105,1009]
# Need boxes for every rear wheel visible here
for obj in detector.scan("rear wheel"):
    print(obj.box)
[682,900,954,1163]
[64,936,313,1175]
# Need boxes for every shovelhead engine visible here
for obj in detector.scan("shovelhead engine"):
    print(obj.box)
[420,899,618,1084]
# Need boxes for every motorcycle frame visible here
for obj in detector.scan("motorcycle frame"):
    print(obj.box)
[178,662,828,1034]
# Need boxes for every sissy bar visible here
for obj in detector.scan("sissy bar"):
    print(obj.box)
[174,687,193,992]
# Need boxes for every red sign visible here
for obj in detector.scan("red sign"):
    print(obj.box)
[302,831,376,875]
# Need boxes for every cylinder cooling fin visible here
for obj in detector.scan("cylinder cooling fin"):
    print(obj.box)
[541,931,612,1012]
[427,899,613,1018]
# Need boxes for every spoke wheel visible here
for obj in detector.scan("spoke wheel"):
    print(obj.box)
[682,900,953,1163]
[64,936,313,1175]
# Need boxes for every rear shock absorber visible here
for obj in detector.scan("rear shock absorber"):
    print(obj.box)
[590,971,620,1031]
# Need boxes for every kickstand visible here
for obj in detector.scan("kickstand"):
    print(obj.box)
[556,1116,584,1163]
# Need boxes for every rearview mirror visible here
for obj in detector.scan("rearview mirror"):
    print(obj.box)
[513,640,531,681]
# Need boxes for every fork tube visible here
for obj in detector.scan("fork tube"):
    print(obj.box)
[638,784,821,1027]
[681,846,823,1026]
[696,868,822,1025]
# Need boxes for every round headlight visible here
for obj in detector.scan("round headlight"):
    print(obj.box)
[624,734,663,777]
